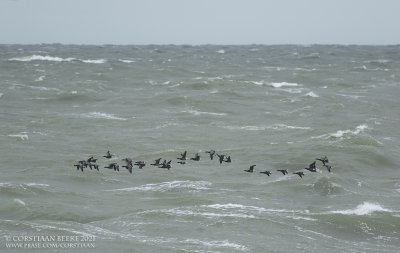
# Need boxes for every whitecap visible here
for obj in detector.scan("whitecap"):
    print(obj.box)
[184,239,248,251]
[204,203,268,213]
[216,49,225,54]
[305,91,319,97]
[150,209,255,219]
[222,125,266,131]
[106,180,211,192]
[329,202,391,216]
[82,112,127,121]
[9,55,75,62]
[330,124,368,138]
[269,82,300,88]
[312,124,368,139]
[29,86,60,92]
[183,109,226,116]
[286,215,317,221]
[8,55,106,64]
[118,59,135,63]
[26,183,49,187]
[248,80,264,86]
[80,59,106,64]
[222,124,310,131]
[0,93,3,98]
[8,133,29,140]
[14,199,26,206]
[35,75,46,82]
[272,124,311,130]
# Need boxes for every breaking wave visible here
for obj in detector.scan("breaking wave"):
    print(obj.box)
[9,55,106,64]
[105,180,211,192]
[222,124,311,131]
[329,202,392,216]
[81,112,127,121]
[312,124,369,139]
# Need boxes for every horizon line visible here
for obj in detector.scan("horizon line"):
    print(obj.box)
[1,43,399,47]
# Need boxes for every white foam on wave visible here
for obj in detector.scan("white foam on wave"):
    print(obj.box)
[305,91,319,97]
[118,59,135,63]
[329,202,391,216]
[9,55,106,64]
[312,124,368,139]
[0,93,3,98]
[29,86,60,92]
[26,183,49,187]
[269,82,300,88]
[183,109,227,116]
[273,124,311,130]
[106,180,211,192]
[14,199,26,206]
[35,75,46,82]
[205,203,269,213]
[80,59,106,64]
[216,49,225,54]
[9,55,74,62]
[8,133,29,140]
[222,124,311,131]
[204,203,309,216]
[83,112,127,121]
[149,208,255,219]
[184,238,248,251]
[223,125,265,131]
[0,182,49,191]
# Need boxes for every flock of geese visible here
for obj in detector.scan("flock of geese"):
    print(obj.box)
[73,150,332,178]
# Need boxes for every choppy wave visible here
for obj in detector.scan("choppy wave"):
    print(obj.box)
[183,109,227,116]
[118,59,135,63]
[34,75,46,82]
[269,82,300,88]
[7,132,29,140]
[29,85,60,92]
[0,182,50,195]
[222,124,311,131]
[81,112,127,121]
[329,202,392,216]
[9,55,106,64]
[305,91,319,97]
[184,239,248,251]
[142,207,256,219]
[80,59,106,64]
[9,55,74,62]
[106,180,211,192]
[312,124,369,139]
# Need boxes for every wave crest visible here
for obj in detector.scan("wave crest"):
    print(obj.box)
[82,112,127,121]
[312,124,368,139]
[330,202,391,216]
[106,180,211,192]
[9,55,106,64]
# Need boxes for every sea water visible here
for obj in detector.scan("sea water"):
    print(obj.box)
[0,44,399,252]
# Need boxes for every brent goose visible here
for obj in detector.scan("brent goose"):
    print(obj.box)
[260,170,271,176]
[304,161,317,172]
[103,151,113,159]
[244,165,256,173]
[293,171,305,178]
[205,150,215,160]
[277,169,288,175]
[190,153,200,161]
